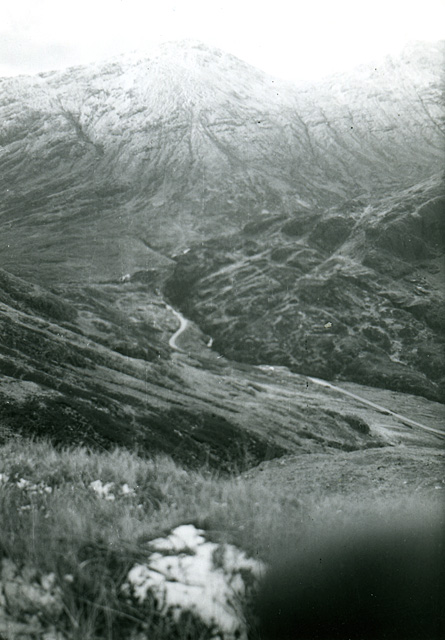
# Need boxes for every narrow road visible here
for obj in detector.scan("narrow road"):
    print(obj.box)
[165,304,189,351]
[308,377,445,440]
[164,305,444,441]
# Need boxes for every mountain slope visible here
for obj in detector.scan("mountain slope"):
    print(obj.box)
[0,40,444,441]
[166,174,445,401]
[0,41,443,282]
[7,268,440,465]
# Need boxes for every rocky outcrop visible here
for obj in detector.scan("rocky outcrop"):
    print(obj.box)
[121,525,265,640]
[0,526,264,640]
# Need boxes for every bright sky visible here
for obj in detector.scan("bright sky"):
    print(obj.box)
[1,0,444,81]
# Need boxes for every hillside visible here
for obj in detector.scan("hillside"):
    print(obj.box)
[0,40,445,640]
[0,40,444,457]
[166,174,445,401]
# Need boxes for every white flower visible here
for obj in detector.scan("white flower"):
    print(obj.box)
[121,483,136,496]
[89,480,116,501]
[17,478,31,490]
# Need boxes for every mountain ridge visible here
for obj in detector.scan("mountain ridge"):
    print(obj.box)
[1,40,443,283]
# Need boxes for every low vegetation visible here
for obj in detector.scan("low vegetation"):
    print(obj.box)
[1,436,442,639]
[165,180,445,403]
[0,437,299,638]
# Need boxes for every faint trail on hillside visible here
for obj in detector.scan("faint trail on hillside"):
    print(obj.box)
[308,377,445,440]
[165,304,189,350]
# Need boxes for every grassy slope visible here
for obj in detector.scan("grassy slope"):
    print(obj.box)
[0,437,443,638]
[1,270,443,637]
[10,266,443,469]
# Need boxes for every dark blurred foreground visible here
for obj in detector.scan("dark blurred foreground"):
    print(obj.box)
[256,508,444,639]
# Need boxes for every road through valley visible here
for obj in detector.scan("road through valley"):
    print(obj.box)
[165,305,444,441]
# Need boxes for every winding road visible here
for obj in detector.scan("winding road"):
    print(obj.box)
[165,304,189,350]
[165,305,444,440]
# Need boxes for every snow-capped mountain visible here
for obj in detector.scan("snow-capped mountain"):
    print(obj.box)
[0,40,443,281]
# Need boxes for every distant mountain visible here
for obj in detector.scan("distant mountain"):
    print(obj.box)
[0,40,443,282]
[0,39,444,454]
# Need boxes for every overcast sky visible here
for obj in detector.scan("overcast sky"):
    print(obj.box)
[1,0,444,82]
